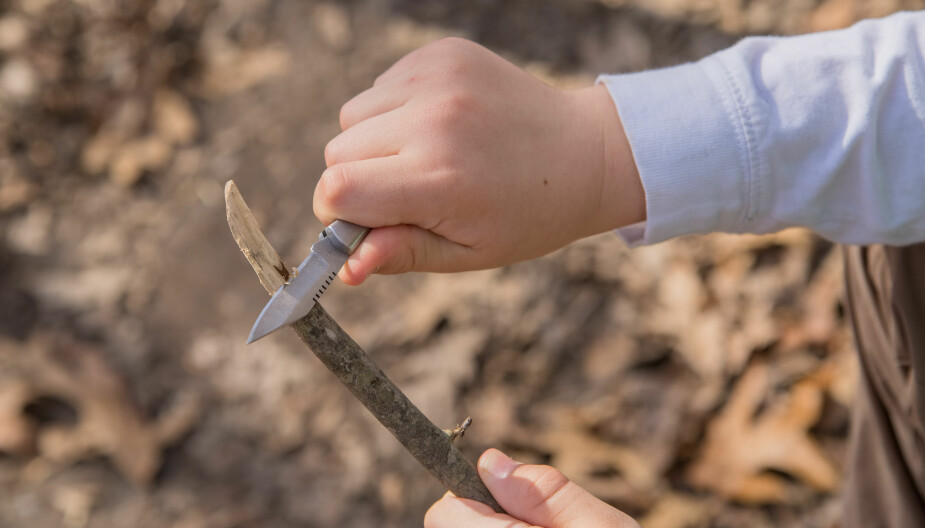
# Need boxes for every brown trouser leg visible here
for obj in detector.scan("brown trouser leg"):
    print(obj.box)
[842,244,925,527]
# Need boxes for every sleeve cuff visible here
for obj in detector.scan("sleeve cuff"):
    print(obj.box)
[597,56,755,246]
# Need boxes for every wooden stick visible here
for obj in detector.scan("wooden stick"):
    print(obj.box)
[224,181,503,513]
[225,181,291,293]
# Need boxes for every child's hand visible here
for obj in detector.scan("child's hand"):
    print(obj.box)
[424,449,640,528]
[314,38,643,284]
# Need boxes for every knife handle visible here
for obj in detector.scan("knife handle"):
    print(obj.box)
[323,220,370,255]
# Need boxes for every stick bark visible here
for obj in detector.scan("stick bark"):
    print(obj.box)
[224,181,503,513]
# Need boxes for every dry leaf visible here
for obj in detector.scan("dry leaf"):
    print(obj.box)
[0,58,38,102]
[0,15,31,51]
[686,361,839,503]
[0,173,38,212]
[153,89,198,146]
[80,98,146,175]
[109,135,171,187]
[535,405,660,504]
[650,262,731,380]
[81,131,123,175]
[6,203,53,256]
[797,248,844,345]
[50,483,98,528]
[639,492,718,528]
[313,3,353,50]
[29,339,200,485]
[463,385,518,443]
[582,331,634,383]
[805,348,858,408]
[198,43,290,97]
[0,380,36,455]
[810,0,857,32]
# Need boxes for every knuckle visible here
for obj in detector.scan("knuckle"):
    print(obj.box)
[430,36,470,55]
[338,102,354,130]
[401,228,420,273]
[521,466,570,512]
[534,466,570,495]
[338,91,368,129]
[376,45,427,86]
[440,92,472,118]
[323,138,341,166]
[318,165,352,208]
[444,55,470,79]
[434,37,475,68]
[424,92,472,134]
[376,38,474,89]
[381,225,422,275]
[312,184,332,224]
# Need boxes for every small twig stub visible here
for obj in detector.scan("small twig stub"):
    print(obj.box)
[444,416,473,443]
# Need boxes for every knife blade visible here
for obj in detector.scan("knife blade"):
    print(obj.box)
[247,220,369,343]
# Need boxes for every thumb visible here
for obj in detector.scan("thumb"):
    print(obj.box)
[477,449,639,528]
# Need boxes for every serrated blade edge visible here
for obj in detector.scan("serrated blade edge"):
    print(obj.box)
[247,237,348,343]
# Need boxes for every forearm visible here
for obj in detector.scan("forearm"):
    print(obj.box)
[599,11,925,246]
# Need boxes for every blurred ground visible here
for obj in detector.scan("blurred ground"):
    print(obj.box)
[0,0,922,527]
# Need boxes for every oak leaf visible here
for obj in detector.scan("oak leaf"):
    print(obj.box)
[686,361,839,503]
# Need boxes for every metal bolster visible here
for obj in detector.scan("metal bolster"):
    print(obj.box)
[322,220,369,255]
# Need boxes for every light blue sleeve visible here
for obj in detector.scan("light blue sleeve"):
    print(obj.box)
[598,11,925,246]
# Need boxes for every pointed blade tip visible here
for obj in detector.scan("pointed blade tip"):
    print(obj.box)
[247,315,278,345]
[247,326,274,344]
[247,238,341,345]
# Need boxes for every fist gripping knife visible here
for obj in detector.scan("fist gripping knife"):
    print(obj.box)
[247,220,369,343]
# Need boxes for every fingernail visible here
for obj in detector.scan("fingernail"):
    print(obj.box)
[480,449,520,479]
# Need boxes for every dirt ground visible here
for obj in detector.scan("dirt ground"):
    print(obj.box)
[0,0,922,527]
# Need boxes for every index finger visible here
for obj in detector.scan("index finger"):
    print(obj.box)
[312,155,439,228]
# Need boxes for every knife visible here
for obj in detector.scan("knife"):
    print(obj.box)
[247,220,369,343]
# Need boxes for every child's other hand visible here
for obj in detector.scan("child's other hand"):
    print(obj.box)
[424,449,640,528]
[314,38,643,284]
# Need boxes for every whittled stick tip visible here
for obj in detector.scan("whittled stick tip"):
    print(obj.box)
[224,180,290,295]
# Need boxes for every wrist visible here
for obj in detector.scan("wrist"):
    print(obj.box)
[569,84,645,236]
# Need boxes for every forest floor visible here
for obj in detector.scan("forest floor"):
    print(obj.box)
[0,0,921,527]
